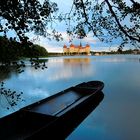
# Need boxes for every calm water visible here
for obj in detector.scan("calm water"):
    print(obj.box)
[0,55,140,140]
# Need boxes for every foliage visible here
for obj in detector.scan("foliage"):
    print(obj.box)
[0,0,140,110]
[0,0,58,109]
[0,36,48,63]
[0,36,21,64]
[0,0,62,41]
[0,82,24,110]
[1,0,139,47]
[27,44,48,57]
[0,36,48,108]
[65,0,140,48]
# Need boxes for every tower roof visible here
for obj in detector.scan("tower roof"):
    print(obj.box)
[86,44,90,48]
[63,44,67,48]
[70,44,75,47]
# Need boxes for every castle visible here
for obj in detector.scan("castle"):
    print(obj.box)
[63,43,91,55]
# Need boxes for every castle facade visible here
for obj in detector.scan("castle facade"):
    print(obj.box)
[63,44,90,55]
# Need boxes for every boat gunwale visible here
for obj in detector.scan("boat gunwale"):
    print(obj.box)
[22,81,104,112]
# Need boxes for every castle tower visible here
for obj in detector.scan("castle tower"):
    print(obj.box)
[85,44,91,55]
[70,44,75,54]
[63,43,91,55]
[63,44,68,55]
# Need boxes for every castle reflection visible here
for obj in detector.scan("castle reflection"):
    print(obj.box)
[63,58,90,64]
[60,57,93,79]
[46,57,94,81]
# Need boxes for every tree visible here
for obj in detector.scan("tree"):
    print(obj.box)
[65,0,140,48]
[25,44,48,57]
[0,0,62,42]
[1,0,139,48]
[0,0,58,110]
[0,0,58,68]
[0,36,22,64]
[0,0,140,110]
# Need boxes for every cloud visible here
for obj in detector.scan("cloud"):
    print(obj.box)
[38,37,63,53]
[34,32,69,53]
[38,31,98,52]
[82,33,98,44]
[30,31,110,52]
[2,0,134,53]
[28,30,121,53]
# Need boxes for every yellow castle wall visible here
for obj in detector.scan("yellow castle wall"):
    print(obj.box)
[63,45,90,54]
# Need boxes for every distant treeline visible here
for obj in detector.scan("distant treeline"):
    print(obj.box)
[91,49,140,55]
[48,52,63,56]
[0,36,48,64]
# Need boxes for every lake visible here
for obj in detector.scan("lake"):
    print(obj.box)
[0,55,140,140]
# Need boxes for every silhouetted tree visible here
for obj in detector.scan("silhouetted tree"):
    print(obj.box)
[0,0,62,42]
[0,36,48,63]
[1,0,139,48]
[29,44,48,57]
[0,0,140,110]
[65,0,140,48]
[117,47,123,54]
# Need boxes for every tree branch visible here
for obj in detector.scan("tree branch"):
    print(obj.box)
[105,0,140,42]
[79,0,98,37]
[130,0,138,4]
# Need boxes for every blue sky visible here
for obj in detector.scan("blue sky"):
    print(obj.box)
[1,0,135,52]
[31,32,120,53]
[28,0,120,52]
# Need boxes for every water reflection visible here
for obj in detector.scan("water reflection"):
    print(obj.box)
[60,91,104,139]
[0,55,140,140]
[63,57,90,64]
[91,55,140,63]
[63,58,91,74]
[46,57,93,81]
[0,66,16,81]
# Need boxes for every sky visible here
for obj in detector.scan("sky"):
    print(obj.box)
[1,0,136,53]
[31,31,120,53]
[27,0,120,53]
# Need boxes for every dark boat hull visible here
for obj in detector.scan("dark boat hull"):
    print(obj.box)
[0,81,104,140]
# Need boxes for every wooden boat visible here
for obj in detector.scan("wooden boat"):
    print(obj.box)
[0,81,104,140]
